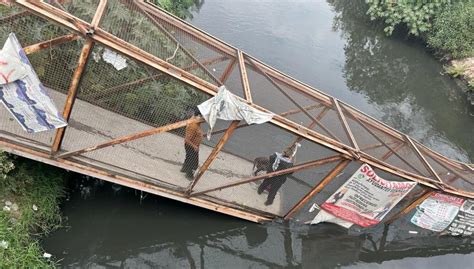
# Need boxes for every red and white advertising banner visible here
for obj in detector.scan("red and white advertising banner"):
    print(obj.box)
[411,193,464,232]
[311,164,417,227]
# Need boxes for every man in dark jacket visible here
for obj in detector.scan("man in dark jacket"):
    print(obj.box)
[257,148,294,206]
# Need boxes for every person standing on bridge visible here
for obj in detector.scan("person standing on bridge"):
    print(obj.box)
[181,108,203,179]
[257,147,294,206]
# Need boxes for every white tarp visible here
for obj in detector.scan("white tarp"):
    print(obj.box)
[311,163,417,228]
[0,33,67,133]
[198,86,274,139]
[411,192,464,232]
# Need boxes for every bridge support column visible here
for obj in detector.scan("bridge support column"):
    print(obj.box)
[51,38,95,153]
[51,0,108,153]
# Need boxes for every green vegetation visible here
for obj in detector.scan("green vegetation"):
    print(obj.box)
[0,155,66,268]
[366,0,451,36]
[0,1,206,267]
[444,64,467,78]
[152,0,204,19]
[365,0,473,92]
[365,0,473,58]
[428,1,474,58]
[0,152,14,179]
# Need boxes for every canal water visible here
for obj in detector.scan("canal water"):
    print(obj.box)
[42,0,474,268]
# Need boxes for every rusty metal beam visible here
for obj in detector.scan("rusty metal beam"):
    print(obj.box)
[137,0,237,57]
[211,104,327,138]
[362,141,398,152]
[385,190,434,224]
[0,139,271,223]
[56,117,203,159]
[418,147,473,186]
[219,58,236,83]
[186,120,240,194]
[284,159,351,220]
[85,55,227,100]
[23,33,80,54]
[332,98,359,152]
[343,106,426,176]
[447,175,458,183]
[50,0,108,153]
[132,0,224,86]
[190,155,345,197]
[237,50,252,102]
[142,0,474,179]
[90,0,107,27]
[289,106,330,150]
[280,103,324,117]
[0,10,29,23]
[16,0,473,198]
[381,142,404,161]
[17,0,357,167]
[51,39,94,153]
[410,138,467,170]
[248,57,341,142]
[404,136,443,183]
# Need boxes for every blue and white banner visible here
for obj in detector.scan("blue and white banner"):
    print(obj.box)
[0,33,67,133]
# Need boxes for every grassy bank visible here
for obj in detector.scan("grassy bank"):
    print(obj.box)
[0,153,66,268]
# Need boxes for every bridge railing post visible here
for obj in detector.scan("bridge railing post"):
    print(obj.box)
[51,0,108,153]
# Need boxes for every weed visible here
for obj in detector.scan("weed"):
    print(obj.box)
[0,157,66,268]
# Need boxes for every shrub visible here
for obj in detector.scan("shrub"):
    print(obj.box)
[0,160,66,269]
[428,1,474,58]
[365,0,451,36]
[152,0,204,19]
[0,151,14,180]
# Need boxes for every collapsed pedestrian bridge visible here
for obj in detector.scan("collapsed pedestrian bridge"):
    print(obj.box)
[0,0,473,224]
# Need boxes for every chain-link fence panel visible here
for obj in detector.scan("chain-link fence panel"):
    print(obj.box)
[0,7,81,148]
[189,122,342,217]
[99,0,221,86]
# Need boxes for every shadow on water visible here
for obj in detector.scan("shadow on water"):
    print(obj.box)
[43,177,474,269]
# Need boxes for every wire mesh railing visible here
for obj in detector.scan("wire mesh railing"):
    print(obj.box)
[1,0,473,225]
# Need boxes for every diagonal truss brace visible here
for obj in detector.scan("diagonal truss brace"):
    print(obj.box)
[404,136,443,183]
[55,117,204,159]
[237,50,252,102]
[190,155,345,197]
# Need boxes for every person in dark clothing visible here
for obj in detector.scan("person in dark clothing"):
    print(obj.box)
[257,148,294,206]
[181,108,203,179]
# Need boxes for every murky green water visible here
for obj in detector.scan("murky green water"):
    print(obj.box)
[43,0,473,268]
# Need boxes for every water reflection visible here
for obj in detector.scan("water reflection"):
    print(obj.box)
[43,181,473,268]
[41,1,474,267]
[327,0,474,162]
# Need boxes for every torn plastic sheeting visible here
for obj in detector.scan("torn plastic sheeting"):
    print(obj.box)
[0,33,67,133]
[102,48,127,71]
[311,209,353,228]
[0,52,28,84]
[198,86,274,139]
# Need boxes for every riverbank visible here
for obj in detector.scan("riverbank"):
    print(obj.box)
[365,0,474,98]
[0,156,66,268]
[446,57,474,105]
